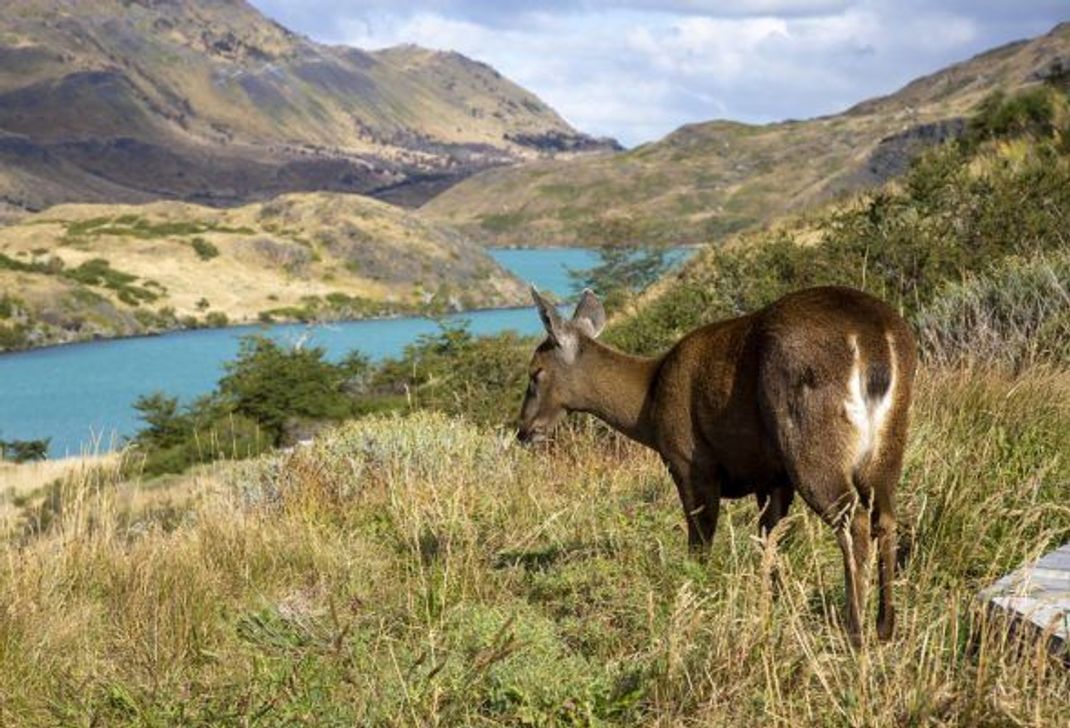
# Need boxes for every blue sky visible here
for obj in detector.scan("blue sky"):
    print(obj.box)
[254,1,1068,146]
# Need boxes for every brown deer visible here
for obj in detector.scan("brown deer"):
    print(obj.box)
[517,286,916,645]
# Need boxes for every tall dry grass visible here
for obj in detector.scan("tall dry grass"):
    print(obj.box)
[0,366,1067,725]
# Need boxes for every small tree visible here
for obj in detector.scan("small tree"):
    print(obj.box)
[132,393,189,450]
[217,336,354,443]
[569,246,670,314]
[0,437,50,463]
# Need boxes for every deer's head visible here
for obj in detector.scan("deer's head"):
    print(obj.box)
[517,287,606,444]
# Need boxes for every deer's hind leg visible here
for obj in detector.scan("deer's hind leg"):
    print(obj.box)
[762,370,873,646]
[854,398,911,641]
[787,451,872,647]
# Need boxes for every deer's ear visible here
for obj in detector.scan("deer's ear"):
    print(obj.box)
[572,289,606,339]
[532,286,565,342]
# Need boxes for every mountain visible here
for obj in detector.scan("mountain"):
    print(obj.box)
[421,22,1070,247]
[0,192,526,351]
[0,0,618,214]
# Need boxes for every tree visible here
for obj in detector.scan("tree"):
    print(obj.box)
[0,437,50,463]
[132,393,189,449]
[568,246,670,314]
[217,336,354,443]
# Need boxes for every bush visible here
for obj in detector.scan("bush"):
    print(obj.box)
[0,323,29,350]
[0,437,50,463]
[968,87,1062,143]
[569,246,671,314]
[205,311,229,328]
[370,322,531,426]
[915,251,1070,369]
[191,237,220,260]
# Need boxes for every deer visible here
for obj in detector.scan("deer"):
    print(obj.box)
[517,285,917,645]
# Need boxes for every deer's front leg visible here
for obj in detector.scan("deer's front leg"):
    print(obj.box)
[663,454,721,554]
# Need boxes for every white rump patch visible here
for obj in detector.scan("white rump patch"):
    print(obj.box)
[844,334,896,468]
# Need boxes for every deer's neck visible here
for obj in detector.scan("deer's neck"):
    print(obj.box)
[572,341,662,449]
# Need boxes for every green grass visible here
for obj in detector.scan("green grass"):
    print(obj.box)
[61,216,254,243]
[0,368,1066,725]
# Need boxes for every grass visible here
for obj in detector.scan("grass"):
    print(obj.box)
[1,366,1066,725]
[0,193,527,352]
[62,216,255,242]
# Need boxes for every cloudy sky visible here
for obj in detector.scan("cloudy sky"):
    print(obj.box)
[254,1,1067,146]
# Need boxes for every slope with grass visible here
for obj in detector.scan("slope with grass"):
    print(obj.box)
[0,367,1067,724]
[0,192,526,351]
[423,22,1070,246]
[0,0,617,213]
[605,108,1070,360]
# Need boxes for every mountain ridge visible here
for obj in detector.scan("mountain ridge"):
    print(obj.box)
[421,22,1070,247]
[0,0,618,213]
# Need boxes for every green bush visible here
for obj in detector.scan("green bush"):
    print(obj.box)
[370,322,532,426]
[968,87,1062,143]
[205,311,229,328]
[0,294,18,319]
[915,250,1070,369]
[62,258,158,305]
[191,237,220,260]
[0,437,50,463]
[0,323,29,350]
[131,336,370,475]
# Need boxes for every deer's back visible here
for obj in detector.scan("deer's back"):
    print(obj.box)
[651,286,916,496]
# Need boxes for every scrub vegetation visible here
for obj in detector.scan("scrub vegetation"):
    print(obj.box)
[1,89,1068,725]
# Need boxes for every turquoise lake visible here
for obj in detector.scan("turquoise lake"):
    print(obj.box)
[0,247,692,458]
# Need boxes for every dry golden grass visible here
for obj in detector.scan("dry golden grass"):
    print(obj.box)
[0,192,527,350]
[0,365,1066,725]
[0,453,118,531]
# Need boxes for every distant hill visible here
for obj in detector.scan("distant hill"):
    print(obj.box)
[0,192,526,351]
[0,0,618,214]
[422,22,1070,247]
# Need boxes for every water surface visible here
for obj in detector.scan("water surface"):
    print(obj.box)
[0,246,694,457]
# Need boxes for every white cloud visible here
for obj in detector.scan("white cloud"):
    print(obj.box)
[254,1,1067,146]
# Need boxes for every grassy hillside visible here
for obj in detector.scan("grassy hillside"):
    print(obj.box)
[0,192,525,351]
[605,101,1070,359]
[0,368,1067,725]
[2,62,1069,728]
[0,0,617,212]
[422,22,1070,246]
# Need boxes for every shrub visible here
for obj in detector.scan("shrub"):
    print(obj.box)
[0,437,50,463]
[191,237,220,260]
[130,336,368,474]
[205,311,229,328]
[915,251,1070,369]
[608,126,1070,356]
[370,322,532,426]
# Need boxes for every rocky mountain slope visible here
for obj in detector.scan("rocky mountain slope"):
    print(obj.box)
[422,22,1070,247]
[0,192,526,351]
[0,0,617,214]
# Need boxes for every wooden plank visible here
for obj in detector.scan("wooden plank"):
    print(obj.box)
[978,543,1070,660]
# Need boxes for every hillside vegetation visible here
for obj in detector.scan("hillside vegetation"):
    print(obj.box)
[0,192,525,351]
[423,22,1070,246]
[606,87,1070,362]
[0,368,1067,724]
[2,50,1069,728]
[0,0,616,212]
